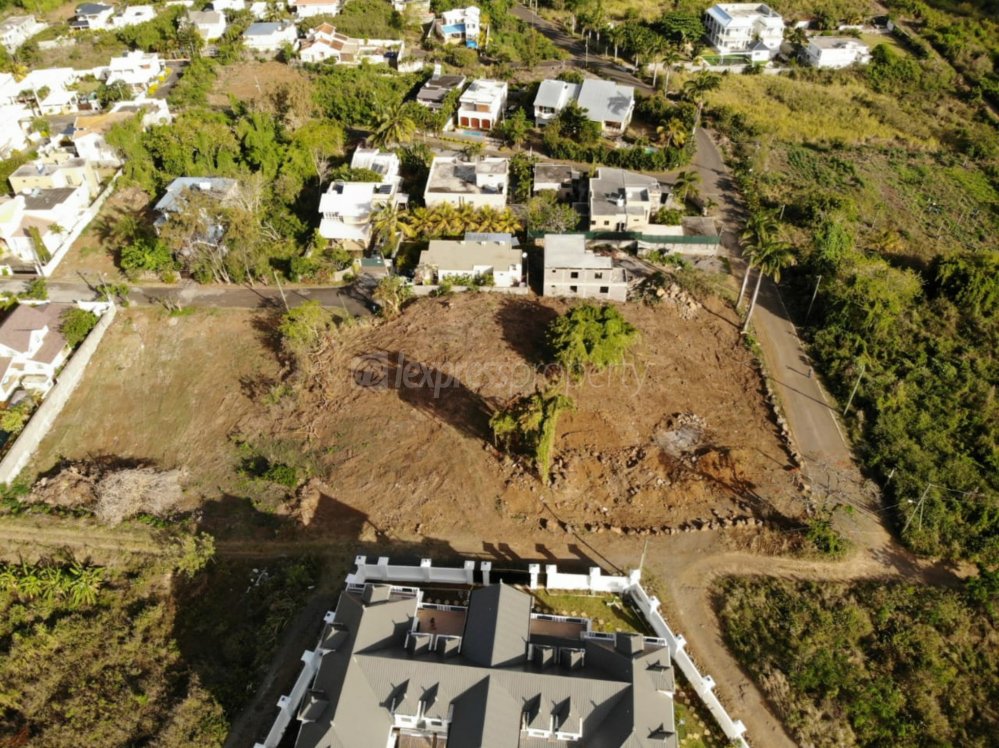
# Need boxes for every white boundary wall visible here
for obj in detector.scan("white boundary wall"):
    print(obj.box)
[0,301,116,484]
[543,564,640,593]
[628,582,749,747]
[347,555,476,585]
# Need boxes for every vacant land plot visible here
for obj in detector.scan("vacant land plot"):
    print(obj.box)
[30,308,280,496]
[208,61,313,109]
[31,292,801,545]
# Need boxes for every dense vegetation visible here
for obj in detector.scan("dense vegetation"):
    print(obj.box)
[547,303,639,378]
[703,13,999,562]
[718,577,999,747]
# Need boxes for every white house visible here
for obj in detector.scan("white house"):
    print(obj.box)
[533,78,634,135]
[543,234,628,302]
[243,21,298,52]
[71,111,133,165]
[299,23,404,65]
[0,15,45,53]
[424,155,508,209]
[70,3,115,30]
[704,3,784,61]
[418,235,522,287]
[16,68,81,115]
[456,78,506,131]
[0,303,76,401]
[435,5,480,48]
[186,9,227,40]
[105,50,164,91]
[318,148,405,246]
[210,0,246,11]
[111,4,156,28]
[804,36,871,68]
[0,196,62,269]
[0,105,29,157]
[291,0,344,18]
[110,96,172,126]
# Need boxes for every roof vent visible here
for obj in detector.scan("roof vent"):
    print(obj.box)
[561,648,585,670]
[407,632,433,656]
[533,644,555,669]
[362,584,392,604]
[437,635,461,658]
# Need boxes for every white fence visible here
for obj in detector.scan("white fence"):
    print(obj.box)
[253,646,323,748]
[40,170,121,277]
[347,555,477,585]
[0,301,116,485]
[543,564,640,593]
[628,583,749,747]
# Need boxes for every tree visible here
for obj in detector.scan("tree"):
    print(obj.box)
[290,120,345,186]
[786,26,808,57]
[498,107,530,146]
[120,237,176,276]
[737,210,779,307]
[0,402,32,436]
[60,308,99,347]
[278,300,332,353]
[658,46,684,93]
[21,277,47,300]
[548,101,602,146]
[96,80,132,108]
[373,275,413,319]
[67,563,103,608]
[656,118,687,149]
[742,239,797,333]
[658,11,705,45]
[171,532,216,578]
[672,169,701,204]
[547,303,638,378]
[681,72,721,133]
[527,191,581,233]
[370,202,403,252]
[371,100,418,147]
[490,388,574,483]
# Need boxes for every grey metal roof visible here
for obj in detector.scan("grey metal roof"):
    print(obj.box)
[245,21,286,35]
[576,79,634,124]
[295,583,677,748]
[153,177,238,215]
[534,79,580,110]
[76,3,111,14]
[21,187,77,211]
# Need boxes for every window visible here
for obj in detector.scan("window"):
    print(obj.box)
[594,272,603,279]
[570,271,579,279]
[599,286,609,294]
[603,220,610,226]
[569,285,578,292]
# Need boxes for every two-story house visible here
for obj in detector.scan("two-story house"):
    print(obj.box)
[0,15,45,53]
[0,303,75,401]
[588,167,663,232]
[318,148,406,247]
[243,21,298,53]
[434,5,480,47]
[70,3,114,30]
[704,3,784,61]
[543,234,628,302]
[804,36,871,68]
[424,155,508,209]
[456,78,506,131]
[105,50,164,92]
[533,77,635,136]
[186,10,228,41]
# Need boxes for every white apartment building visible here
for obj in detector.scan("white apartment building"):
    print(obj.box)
[704,3,784,61]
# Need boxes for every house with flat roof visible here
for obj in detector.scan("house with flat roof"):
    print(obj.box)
[290,0,345,18]
[277,581,676,748]
[434,5,480,48]
[533,163,582,202]
[0,104,29,157]
[543,234,628,302]
[0,303,76,401]
[456,78,507,131]
[105,50,164,92]
[804,35,871,68]
[417,234,522,286]
[243,21,298,52]
[416,66,466,111]
[588,168,663,232]
[71,111,133,165]
[534,78,635,136]
[299,23,404,65]
[71,3,114,30]
[318,148,405,247]
[0,15,45,53]
[110,4,156,28]
[424,155,509,208]
[704,3,784,61]
[185,9,227,40]
[9,158,99,199]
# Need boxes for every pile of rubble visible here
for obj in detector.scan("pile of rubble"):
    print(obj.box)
[656,282,701,319]
[654,412,708,458]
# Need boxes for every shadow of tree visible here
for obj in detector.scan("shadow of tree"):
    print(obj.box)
[494,297,558,366]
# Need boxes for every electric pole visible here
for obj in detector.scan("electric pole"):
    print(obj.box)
[843,361,865,416]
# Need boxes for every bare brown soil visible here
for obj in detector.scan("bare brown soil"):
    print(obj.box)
[242,293,802,539]
[208,61,312,108]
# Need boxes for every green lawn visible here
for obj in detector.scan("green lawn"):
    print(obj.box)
[530,590,651,634]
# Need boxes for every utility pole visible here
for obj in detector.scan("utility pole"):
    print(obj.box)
[805,274,821,321]
[842,361,865,416]
[902,483,931,534]
[272,270,289,312]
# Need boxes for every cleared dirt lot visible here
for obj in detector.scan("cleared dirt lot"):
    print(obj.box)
[31,293,803,542]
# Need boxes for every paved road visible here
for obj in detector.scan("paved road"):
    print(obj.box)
[0,280,372,316]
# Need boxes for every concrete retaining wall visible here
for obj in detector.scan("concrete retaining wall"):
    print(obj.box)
[0,301,116,485]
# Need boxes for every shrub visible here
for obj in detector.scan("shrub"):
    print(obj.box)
[547,304,639,378]
[60,308,99,347]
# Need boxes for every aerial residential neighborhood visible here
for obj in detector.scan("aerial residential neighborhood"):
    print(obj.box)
[0,0,995,747]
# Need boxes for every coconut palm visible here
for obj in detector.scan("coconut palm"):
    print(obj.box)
[681,72,722,134]
[742,239,797,333]
[656,118,688,150]
[370,202,402,251]
[371,101,417,148]
[656,47,684,92]
[737,210,780,307]
[672,170,701,205]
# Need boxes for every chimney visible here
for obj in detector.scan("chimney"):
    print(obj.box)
[432,63,442,79]
[615,632,644,656]
[362,584,392,604]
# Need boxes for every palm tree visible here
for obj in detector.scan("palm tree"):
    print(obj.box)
[657,118,688,150]
[657,47,684,93]
[370,202,402,252]
[68,564,102,608]
[371,101,417,148]
[672,170,701,205]
[737,210,780,307]
[742,239,797,334]
[681,72,722,134]
[401,206,431,239]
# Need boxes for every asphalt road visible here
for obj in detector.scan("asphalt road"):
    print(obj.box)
[0,280,372,316]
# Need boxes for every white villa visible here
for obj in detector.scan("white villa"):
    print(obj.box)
[111,4,156,28]
[290,0,345,17]
[704,3,784,61]
[804,36,871,68]
[105,50,164,91]
[71,3,114,30]
[424,155,509,209]
[0,15,45,53]
[318,148,405,246]
[243,21,298,52]
[299,23,404,65]
[456,78,507,131]
[533,78,634,136]
[435,5,480,48]
[186,10,227,40]
[0,303,75,402]
[418,234,522,287]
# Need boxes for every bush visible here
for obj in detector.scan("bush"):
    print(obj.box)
[547,304,639,378]
[60,308,99,347]
[490,388,574,483]
[263,462,299,488]
[20,278,47,300]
